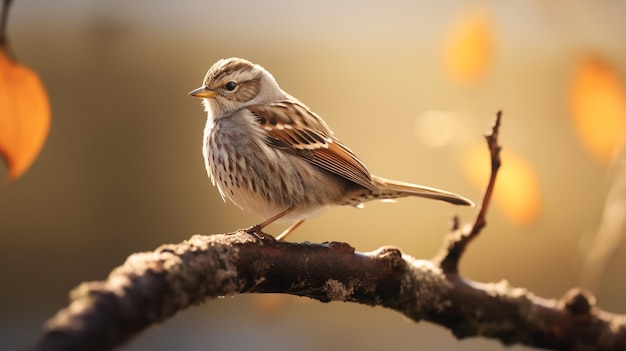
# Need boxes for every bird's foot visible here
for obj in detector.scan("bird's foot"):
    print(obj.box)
[244,224,276,241]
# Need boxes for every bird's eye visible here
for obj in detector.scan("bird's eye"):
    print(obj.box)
[224,81,237,91]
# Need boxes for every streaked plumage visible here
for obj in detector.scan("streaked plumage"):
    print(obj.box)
[189,57,473,239]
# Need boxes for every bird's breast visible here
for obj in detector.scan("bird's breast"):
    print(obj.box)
[202,114,342,221]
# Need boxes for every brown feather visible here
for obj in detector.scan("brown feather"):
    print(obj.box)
[372,175,474,206]
[248,102,377,192]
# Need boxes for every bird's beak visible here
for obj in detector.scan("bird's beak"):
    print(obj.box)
[188,87,217,98]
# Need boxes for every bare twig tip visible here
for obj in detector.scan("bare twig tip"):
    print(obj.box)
[435,111,505,273]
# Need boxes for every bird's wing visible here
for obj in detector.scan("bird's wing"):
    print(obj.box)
[248,101,377,192]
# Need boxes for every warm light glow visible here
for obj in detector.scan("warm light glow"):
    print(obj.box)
[443,8,493,85]
[252,294,286,315]
[0,49,51,180]
[414,110,454,148]
[570,55,626,164]
[464,145,541,226]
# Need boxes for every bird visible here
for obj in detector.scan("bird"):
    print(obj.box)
[189,57,473,240]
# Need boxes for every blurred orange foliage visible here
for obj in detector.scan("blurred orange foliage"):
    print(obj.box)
[464,145,541,227]
[0,48,50,180]
[443,8,493,85]
[570,55,626,164]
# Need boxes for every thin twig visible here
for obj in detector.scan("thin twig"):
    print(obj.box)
[468,110,502,237]
[0,0,14,47]
[434,111,502,273]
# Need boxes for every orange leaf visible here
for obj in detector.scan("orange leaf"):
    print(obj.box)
[464,145,541,227]
[0,48,50,180]
[443,8,494,85]
[569,55,626,164]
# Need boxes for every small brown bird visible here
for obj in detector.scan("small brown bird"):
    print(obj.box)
[189,57,473,240]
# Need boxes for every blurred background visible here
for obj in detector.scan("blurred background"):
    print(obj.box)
[1,0,626,350]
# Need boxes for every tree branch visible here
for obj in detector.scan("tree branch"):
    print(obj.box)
[35,112,626,350]
[36,232,626,351]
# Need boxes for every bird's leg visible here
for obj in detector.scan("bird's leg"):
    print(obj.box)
[245,205,297,240]
[276,219,305,241]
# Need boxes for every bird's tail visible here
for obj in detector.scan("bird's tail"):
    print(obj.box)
[371,175,474,206]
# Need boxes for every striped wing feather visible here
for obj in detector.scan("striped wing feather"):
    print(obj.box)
[248,102,377,192]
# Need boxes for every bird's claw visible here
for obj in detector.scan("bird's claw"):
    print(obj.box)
[244,225,276,241]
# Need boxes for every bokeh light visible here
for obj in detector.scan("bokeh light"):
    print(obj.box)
[569,55,626,164]
[464,144,541,227]
[443,6,494,85]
